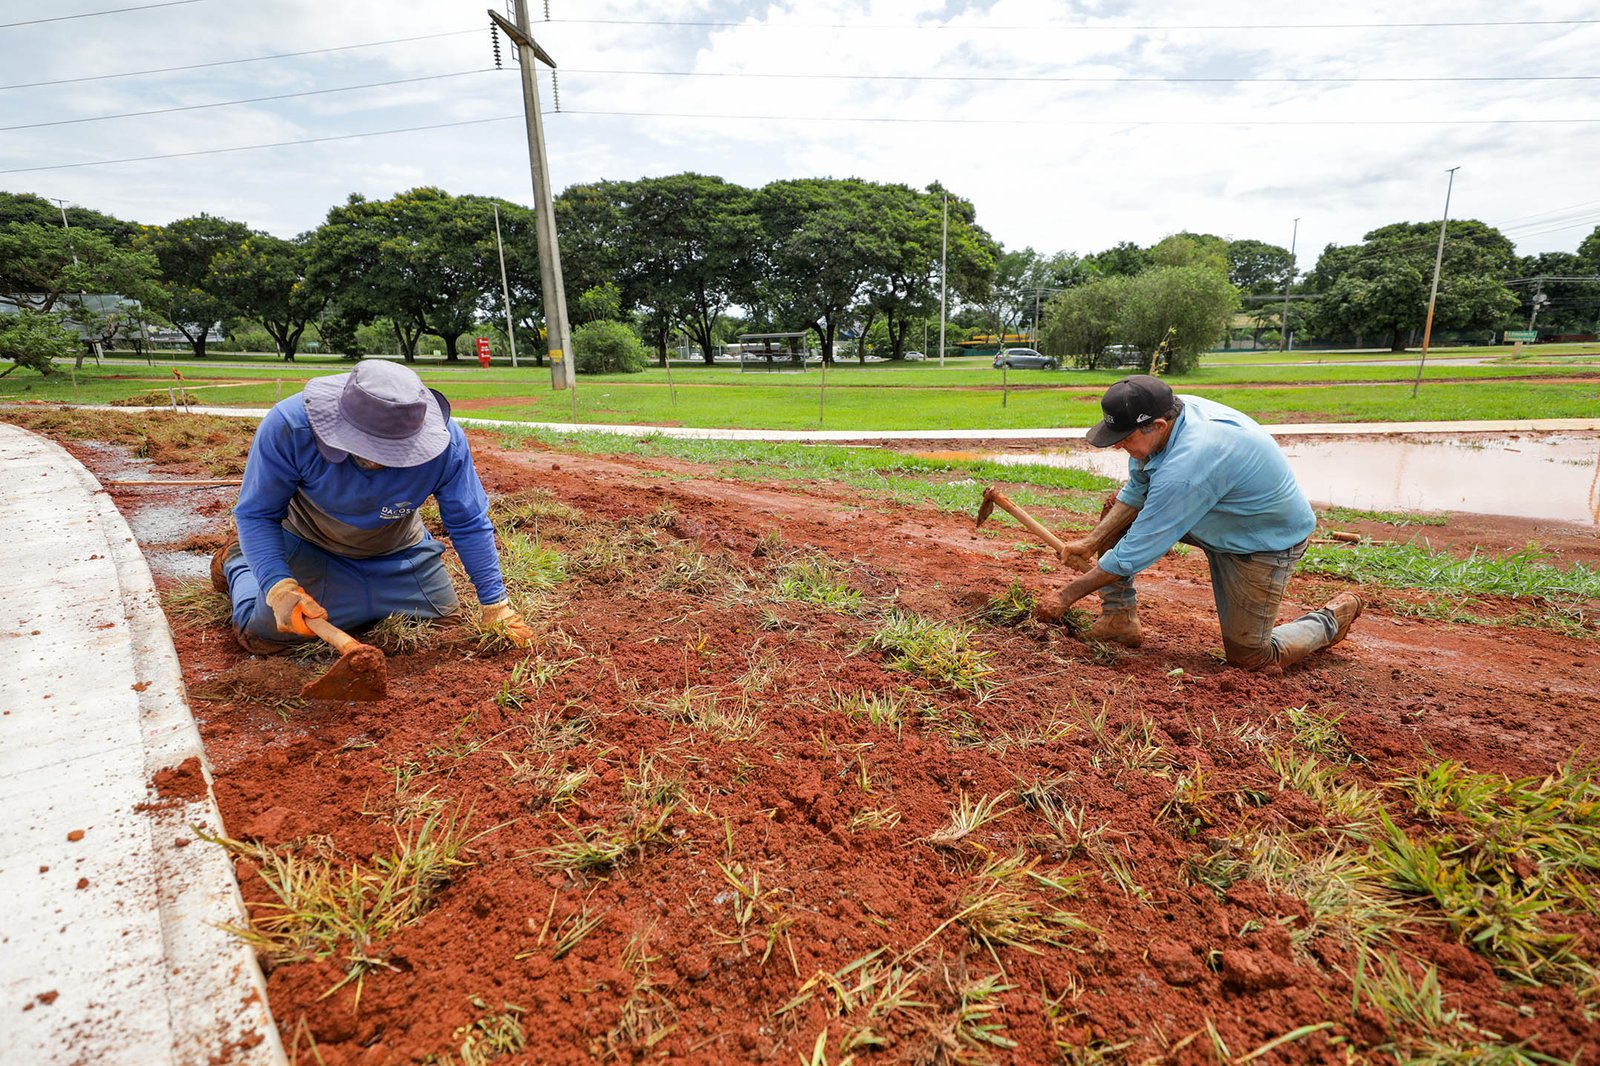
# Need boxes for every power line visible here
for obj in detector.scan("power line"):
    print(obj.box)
[565,66,1598,85]
[0,0,204,30]
[0,69,494,132]
[559,108,1600,127]
[1497,197,1600,228]
[0,29,481,92]
[554,15,1600,31]
[0,115,521,175]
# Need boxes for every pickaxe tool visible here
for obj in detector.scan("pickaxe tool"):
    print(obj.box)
[299,616,388,701]
[975,486,1068,556]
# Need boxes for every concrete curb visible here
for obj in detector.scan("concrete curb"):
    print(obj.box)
[0,423,285,1065]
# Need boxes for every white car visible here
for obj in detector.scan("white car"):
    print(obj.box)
[903,350,927,361]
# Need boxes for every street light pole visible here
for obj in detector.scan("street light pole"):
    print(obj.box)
[492,202,519,368]
[490,4,573,396]
[937,191,948,369]
[1280,217,1298,351]
[1412,166,1459,399]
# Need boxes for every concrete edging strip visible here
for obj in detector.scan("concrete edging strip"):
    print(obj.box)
[0,423,284,1065]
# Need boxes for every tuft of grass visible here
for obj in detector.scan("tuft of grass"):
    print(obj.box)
[367,614,442,654]
[980,582,1037,626]
[924,791,1018,847]
[160,578,234,628]
[833,689,912,732]
[497,528,567,599]
[773,553,863,612]
[204,804,480,1000]
[1353,952,1561,1064]
[536,805,676,873]
[503,754,593,809]
[847,807,903,833]
[1322,504,1449,527]
[428,997,526,1066]
[1300,541,1600,601]
[867,609,993,694]
[641,685,763,742]
[953,850,1094,954]
[605,931,677,1056]
[489,488,582,527]
[1283,704,1364,763]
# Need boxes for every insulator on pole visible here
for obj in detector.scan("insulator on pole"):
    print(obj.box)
[490,23,502,69]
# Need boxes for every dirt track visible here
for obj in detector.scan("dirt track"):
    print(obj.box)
[32,416,1600,1064]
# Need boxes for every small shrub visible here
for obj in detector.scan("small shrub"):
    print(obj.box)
[573,319,647,374]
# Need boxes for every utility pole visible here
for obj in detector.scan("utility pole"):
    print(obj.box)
[1412,166,1459,399]
[492,202,519,368]
[937,191,948,369]
[1280,217,1299,351]
[489,4,573,395]
[1526,280,1547,331]
[52,196,101,368]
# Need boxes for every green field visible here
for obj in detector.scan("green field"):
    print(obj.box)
[3,345,1597,431]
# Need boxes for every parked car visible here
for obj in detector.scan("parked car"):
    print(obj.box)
[1101,344,1145,367]
[903,350,927,361]
[993,347,1059,370]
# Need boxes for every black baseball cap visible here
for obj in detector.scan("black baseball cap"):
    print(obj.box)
[1086,375,1175,448]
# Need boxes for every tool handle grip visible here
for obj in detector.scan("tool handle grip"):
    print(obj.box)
[990,492,1067,553]
[304,614,362,654]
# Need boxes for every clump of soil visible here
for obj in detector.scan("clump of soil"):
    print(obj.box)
[33,412,1600,1065]
[151,755,208,803]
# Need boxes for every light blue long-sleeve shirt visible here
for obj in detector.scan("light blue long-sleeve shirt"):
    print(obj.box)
[233,395,506,605]
[1097,394,1315,578]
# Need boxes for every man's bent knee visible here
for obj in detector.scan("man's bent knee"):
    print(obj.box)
[1222,637,1276,671]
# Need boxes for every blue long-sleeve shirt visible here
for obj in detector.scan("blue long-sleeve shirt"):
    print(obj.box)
[233,395,506,605]
[1097,394,1315,578]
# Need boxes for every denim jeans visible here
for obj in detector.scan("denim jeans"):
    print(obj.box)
[222,529,460,646]
[1100,535,1338,669]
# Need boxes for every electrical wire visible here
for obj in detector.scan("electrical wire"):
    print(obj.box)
[0,115,521,176]
[563,67,1596,85]
[558,107,1600,127]
[0,69,495,132]
[553,15,1600,31]
[0,0,204,30]
[0,29,481,92]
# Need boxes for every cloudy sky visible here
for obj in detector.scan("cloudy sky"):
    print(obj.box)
[3,0,1597,272]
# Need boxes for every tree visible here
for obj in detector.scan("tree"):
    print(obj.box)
[209,233,327,360]
[1120,266,1239,373]
[0,309,78,377]
[1087,240,1152,278]
[1515,251,1600,336]
[749,178,885,366]
[0,223,160,314]
[865,183,997,360]
[1225,238,1295,296]
[1307,219,1518,350]
[137,214,252,358]
[0,192,140,244]
[1151,232,1228,273]
[1041,275,1133,368]
[572,319,646,374]
[309,189,502,362]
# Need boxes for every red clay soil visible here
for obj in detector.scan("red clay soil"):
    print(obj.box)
[29,417,1600,1064]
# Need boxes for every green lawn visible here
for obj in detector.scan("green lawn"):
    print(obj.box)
[4,347,1597,430]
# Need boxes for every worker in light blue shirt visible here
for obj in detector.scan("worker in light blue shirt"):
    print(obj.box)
[1035,376,1362,670]
[211,360,534,655]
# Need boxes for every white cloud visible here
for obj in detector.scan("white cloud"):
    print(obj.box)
[2,0,1596,266]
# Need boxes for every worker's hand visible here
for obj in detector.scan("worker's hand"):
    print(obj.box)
[264,578,326,638]
[1056,538,1098,573]
[481,600,535,648]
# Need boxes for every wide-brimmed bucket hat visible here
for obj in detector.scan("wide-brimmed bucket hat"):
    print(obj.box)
[302,360,452,467]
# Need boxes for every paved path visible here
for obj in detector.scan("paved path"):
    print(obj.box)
[0,423,284,1065]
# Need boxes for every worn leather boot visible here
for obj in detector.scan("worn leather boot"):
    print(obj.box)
[1324,592,1364,646]
[1089,606,1143,647]
[210,539,238,595]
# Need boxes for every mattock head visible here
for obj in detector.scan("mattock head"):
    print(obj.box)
[975,486,998,528]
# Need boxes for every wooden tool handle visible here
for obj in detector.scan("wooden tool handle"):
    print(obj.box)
[990,491,1068,554]
[304,614,363,655]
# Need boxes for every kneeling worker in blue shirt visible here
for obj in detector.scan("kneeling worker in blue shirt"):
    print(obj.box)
[211,360,535,654]
[1036,375,1362,670]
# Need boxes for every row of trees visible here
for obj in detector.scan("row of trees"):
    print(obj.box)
[4,181,1598,376]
